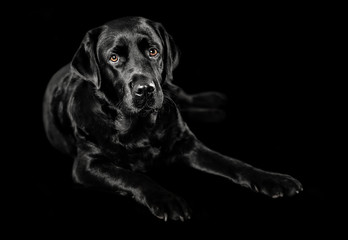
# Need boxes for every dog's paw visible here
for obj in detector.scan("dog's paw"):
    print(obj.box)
[144,190,192,222]
[248,170,303,198]
[191,91,228,108]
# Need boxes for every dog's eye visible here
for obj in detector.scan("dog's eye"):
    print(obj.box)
[148,48,159,57]
[110,54,119,62]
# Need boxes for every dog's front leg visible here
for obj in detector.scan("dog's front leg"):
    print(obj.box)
[72,145,191,221]
[181,139,303,198]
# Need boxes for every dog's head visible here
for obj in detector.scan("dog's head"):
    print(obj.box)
[70,17,179,115]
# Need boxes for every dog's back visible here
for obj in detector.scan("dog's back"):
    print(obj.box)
[43,64,78,156]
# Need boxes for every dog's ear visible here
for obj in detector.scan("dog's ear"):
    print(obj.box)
[153,23,180,82]
[71,26,105,89]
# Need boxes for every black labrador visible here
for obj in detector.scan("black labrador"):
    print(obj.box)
[43,17,303,222]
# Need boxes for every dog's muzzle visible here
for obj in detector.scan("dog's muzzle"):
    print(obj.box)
[130,73,161,110]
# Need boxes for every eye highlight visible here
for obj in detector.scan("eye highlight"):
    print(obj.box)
[110,54,119,62]
[148,48,159,57]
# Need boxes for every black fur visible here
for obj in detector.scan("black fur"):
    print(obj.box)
[43,16,303,222]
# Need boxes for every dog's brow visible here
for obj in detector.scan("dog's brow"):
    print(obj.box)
[99,35,117,49]
[138,37,160,50]
[116,36,130,46]
[135,27,155,38]
[137,31,150,37]
[135,29,161,48]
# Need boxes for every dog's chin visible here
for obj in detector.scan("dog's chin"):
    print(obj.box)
[137,102,162,127]
[123,101,162,118]
[143,108,159,128]
[139,106,159,116]
[133,98,163,116]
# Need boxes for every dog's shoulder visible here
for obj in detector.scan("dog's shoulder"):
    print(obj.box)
[69,80,118,142]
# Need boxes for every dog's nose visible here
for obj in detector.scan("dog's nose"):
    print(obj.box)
[133,82,155,97]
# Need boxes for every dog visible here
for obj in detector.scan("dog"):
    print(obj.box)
[43,16,303,222]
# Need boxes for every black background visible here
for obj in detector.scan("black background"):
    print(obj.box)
[6,3,342,238]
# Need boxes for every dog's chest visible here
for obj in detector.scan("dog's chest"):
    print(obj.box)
[121,131,166,172]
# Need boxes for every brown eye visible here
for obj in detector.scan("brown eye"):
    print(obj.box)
[110,54,119,62]
[149,48,159,57]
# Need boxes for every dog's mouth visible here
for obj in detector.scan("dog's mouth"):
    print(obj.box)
[139,105,159,116]
[132,90,163,115]
[134,95,155,108]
